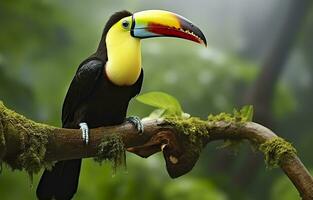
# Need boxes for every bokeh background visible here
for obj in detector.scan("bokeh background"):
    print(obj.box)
[0,0,312,199]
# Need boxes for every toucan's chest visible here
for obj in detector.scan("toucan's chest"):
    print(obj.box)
[105,57,141,86]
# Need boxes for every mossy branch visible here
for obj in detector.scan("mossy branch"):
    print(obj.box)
[0,102,312,199]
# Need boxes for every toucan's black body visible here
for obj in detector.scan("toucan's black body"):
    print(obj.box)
[36,11,143,200]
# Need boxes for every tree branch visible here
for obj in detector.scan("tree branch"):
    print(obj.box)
[0,102,312,199]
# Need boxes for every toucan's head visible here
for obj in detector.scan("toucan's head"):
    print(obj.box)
[100,10,207,86]
[102,10,206,48]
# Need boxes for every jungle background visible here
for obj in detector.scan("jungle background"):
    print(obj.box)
[0,0,312,199]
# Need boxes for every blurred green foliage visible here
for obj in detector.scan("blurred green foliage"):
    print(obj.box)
[0,0,312,200]
[271,169,313,200]
[271,173,299,200]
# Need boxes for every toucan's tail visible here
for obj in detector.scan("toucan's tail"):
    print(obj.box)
[36,159,82,200]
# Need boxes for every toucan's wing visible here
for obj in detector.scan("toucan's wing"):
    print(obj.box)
[61,59,104,127]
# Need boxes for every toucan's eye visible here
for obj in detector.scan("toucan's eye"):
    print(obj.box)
[122,20,130,29]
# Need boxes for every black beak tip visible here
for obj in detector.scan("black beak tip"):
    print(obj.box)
[201,34,207,47]
[181,20,207,47]
[194,24,207,47]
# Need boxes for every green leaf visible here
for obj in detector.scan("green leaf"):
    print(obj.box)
[240,105,254,121]
[136,91,183,116]
[147,109,166,119]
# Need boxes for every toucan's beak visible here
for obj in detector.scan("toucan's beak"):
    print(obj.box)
[131,10,207,46]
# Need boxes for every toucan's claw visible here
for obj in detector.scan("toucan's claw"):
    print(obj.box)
[79,122,89,145]
[126,116,144,135]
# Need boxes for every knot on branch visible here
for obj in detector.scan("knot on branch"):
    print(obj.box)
[127,128,203,178]
[151,117,209,178]
[147,111,253,178]
[0,101,53,176]
[259,137,297,168]
[127,115,217,178]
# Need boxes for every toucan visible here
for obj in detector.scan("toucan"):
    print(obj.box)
[36,10,206,200]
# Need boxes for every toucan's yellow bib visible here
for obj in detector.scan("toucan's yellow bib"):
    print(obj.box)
[105,22,142,86]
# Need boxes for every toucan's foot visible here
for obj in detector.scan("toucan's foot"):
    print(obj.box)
[126,116,144,135]
[79,122,89,145]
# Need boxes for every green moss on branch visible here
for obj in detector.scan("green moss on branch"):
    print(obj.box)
[94,135,126,173]
[164,106,253,156]
[259,137,297,168]
[166,117,209,140]
[0,101,128,177]
[0,101,54,176]
[208,105,254,124]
